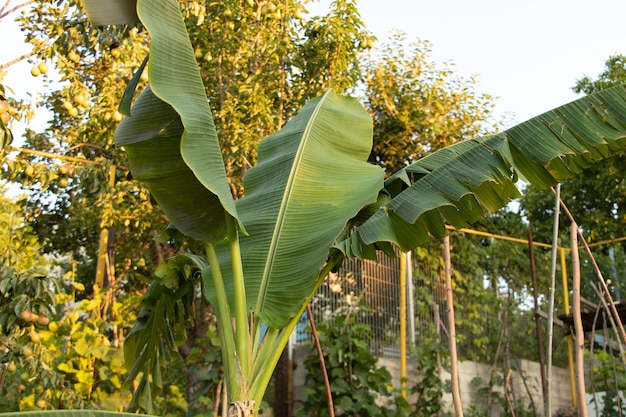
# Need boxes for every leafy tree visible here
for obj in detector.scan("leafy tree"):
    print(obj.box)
[0,191,131,412]
[2,0,370,288]
[2,0,371,414]
[363,33,496,172]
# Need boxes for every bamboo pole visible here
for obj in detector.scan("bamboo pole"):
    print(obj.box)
[552,189,626,350]
[528,232,547,406]
[560,248,577,408]
[407,251,416,346]
[443,236,464,417]
[571,224,589,417]
[545,183,562,417]
[399,251,407,398]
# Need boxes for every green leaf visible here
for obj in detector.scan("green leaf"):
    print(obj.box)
[119,54,149,116]
[115,86,228,242]
[80,0,139,25]
[345,84,626,252]
[136,0,240,229]
[204,90,384,328]
[116,0,242,242]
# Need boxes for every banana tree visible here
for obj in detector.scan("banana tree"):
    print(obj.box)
[11,0,626,416]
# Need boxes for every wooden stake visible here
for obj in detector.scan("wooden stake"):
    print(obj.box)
[444,236,464,417]
[571,223,589,417]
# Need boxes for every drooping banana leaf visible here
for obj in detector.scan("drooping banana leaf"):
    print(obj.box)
[115,87,228,242]
[204,90,385,328]
[115,0,242,241]
[340,84,626,253]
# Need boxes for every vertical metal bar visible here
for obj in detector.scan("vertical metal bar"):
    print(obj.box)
[399,252,407,398]
[407,251,416,346]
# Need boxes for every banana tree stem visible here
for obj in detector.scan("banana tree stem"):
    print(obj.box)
[226,214,251,378]
[205,242,240,399]
[249,252,344,407]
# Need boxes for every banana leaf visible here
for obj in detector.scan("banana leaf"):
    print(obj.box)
[340,84,626,253]
[203,90,384,328]
[115,0,242,241]
[80,0,139,25]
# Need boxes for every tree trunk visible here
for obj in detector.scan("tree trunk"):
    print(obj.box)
[228,401,255,417]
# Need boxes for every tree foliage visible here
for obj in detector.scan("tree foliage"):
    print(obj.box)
[2,1,626,415]
[364,33,496,173]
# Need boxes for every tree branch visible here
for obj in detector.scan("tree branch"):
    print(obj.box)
[0,0,36,21]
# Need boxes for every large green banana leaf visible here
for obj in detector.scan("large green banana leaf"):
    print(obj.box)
[204,90,384,328]
[114,0,242,241]
[340,84,626,253]
[81,0,139,25]
[115,86,228,242]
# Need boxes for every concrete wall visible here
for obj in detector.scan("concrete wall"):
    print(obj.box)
[294,345,575,416]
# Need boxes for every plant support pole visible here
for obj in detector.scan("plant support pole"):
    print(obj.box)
[407,251,416,346]
[528,232,547,405]
[307,304,335,417]
[399,251,408,398]
[560,247,577,408]
[553,189,626,349]
[545,183,561,417]
[570,224,588,417]
[444,236,464,417]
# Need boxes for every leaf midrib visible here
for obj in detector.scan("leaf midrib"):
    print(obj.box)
[253,90,332,319]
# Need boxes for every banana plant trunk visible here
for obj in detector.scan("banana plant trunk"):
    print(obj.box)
[228,401,255,417]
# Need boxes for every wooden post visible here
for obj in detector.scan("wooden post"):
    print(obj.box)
[570,223,588,417]
[528,232,547,405]
[546,183,561,417]
[444,236,464,417]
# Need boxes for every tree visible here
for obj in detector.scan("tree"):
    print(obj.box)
[363,33,496,172]
[2,0,371,414]
[2,0,369,289]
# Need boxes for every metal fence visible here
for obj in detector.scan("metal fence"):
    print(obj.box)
[298,247,518,364]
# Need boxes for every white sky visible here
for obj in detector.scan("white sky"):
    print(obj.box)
[311,0,626,124]
[1,0,625,138]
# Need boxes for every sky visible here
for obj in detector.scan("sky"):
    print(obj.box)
[310,0,626,125]
[1,0,625,137]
